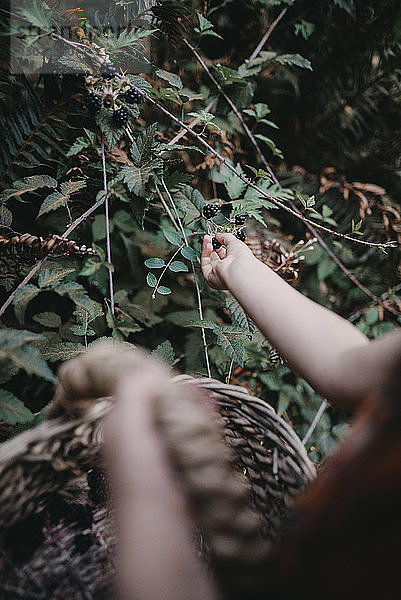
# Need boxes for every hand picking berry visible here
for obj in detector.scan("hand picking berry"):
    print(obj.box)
[100,60,117,79]
[84,92,102,112]
[124,86,143,104]
[236,229,247,242]
[202,204,220,219]
[212,237,222,250]
[235,214,246,226]
[113,107,129,127]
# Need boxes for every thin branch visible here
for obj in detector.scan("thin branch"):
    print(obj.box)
[0,196,107,318]
[302,400,328,446]
[50,31,395,248]
[186,39,400,316]
[101,136,115,314]
[248,8,288,63]
[155,183,179,229]
[160,178,211,378]
[151,240,186,299]
[167,98,217,146]
[128,84,393,249]
[185,39,279,185]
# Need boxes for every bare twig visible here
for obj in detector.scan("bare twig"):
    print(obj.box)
[160,178,211,377]
[302,400,328,446]
[248,8,288,63]
[167,98,217,147]
[129,85,393,248]
[0,196,107,318]
[186,38,400,316]
[101,136,115,314]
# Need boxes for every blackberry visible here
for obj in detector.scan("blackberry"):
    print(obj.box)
[100,61,117,79]
[124,86,143,104]
[5,514,44,564]
[87,466,110,506]
[113,107,129,127]
[236,229,247,242]
[73,533,94,555]
[202,204,219,219]
[212,237,222,250]
[235,214,246,226]
[103,97,113,108]
[84,92,102,113]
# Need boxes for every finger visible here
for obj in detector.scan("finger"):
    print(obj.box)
[215,232,241,252]
[213,244,227,260]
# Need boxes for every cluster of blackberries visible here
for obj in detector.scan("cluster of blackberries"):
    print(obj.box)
[87,466,110,506]
[84,92,102,112]
[113,106,129,127]
[235,214,246,226]
[124,86,143,104]
[202,204,220,219]
[100,60,117,79]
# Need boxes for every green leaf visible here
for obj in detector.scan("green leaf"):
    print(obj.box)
[0,390,34,425]
[225,295,254,334]
[223,163,247,199]
[145,258,165,268]
[365,307,379,325]
[181,247,198,261]
[32,312,62,328]
[38,267,75,288]
[0,333,55,382]
[317,257,337,281]
[157,286,171,295]
[151,340,175,368]
[155,69,183,89]
[79,257,101,276]
[0,175,57,203]
[147,272,157,287]
[213,325,245,366]
[169,261,189,272]
[13,284,40,323]
[37,191,68,217]
[254,134,283,159]
[163,229,182,246]
[121,159,162,196]
[66,131,96,157]
[40,341,85,362]
[16,0,53,33]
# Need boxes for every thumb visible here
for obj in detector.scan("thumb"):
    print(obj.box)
[214,232,243,252]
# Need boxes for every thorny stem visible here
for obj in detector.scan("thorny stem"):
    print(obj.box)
[168,98,217,147]
[302,400,329,446]
[0,196,107,317]
[186,37,400,316]
[160,178,211,377]
[48,31,396,247]
[248,8,288,63]
[130,85,395,249]
[101,136,115,314]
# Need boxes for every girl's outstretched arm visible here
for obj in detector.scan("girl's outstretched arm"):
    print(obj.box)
[201,232,400,410]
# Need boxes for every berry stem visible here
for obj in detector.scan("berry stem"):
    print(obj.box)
[101,136,115,314]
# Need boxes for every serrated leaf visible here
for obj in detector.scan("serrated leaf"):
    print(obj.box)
[66,134,95,157]
[213,325,245,366]
[147,272,157,287]
[0,342,55,382]
[38,267,75,288]
[40,341,85,362]
[121,159,162,196]
[0,390,34,425]
[151,340,175,368]
[60,180,86,196]
[155,69,183,89]
[145,257,165,268]
[37,191,68,217]
[16,0,53,32]
[13,284,40,323]
[32,312,62,328]
[225,295,254,334]
[169,260,188,272]
[0,175,57,203]
[224,163,247,199]
[181,247,198,261]
[157,286,171,295]
[254,134,283,159]
[79,257,101,276]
